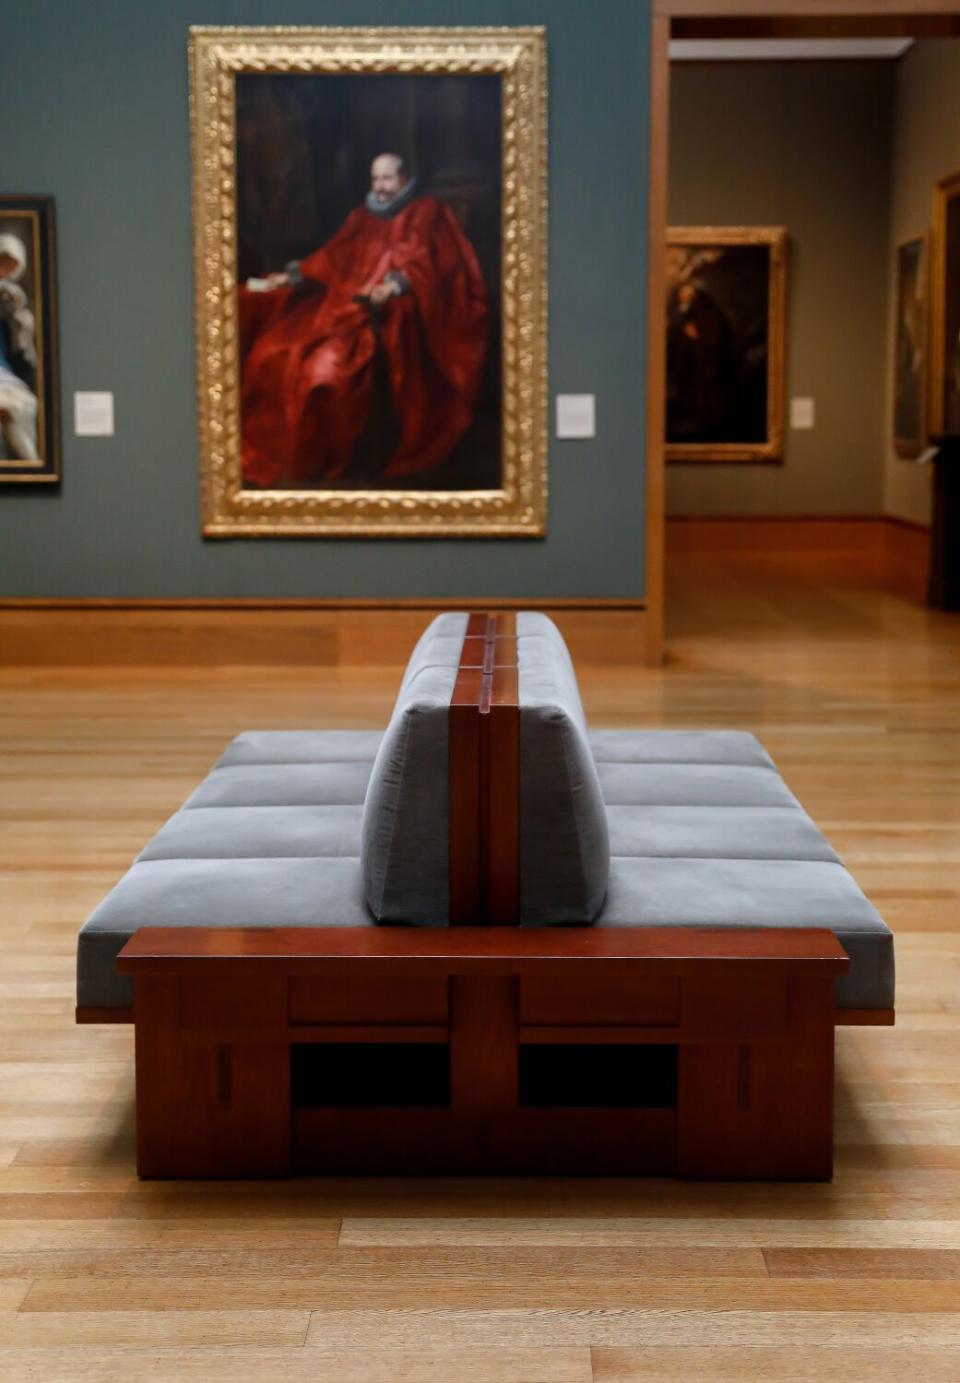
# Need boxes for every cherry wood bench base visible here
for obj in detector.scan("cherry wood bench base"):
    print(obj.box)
[113,925,852,1181]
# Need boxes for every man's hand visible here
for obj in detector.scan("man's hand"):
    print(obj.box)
[368,279,400,307]
[262,272,290,290]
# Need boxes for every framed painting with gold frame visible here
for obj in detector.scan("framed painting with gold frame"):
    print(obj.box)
[666,226,787,464]
[893,231,929,459]
[930,169,960,439]
[189,26,547,538]
[0,194,60,485]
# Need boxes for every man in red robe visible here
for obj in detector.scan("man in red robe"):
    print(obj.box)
[238,153,489,487]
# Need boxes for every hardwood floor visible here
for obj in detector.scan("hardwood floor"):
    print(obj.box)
[1,547,959,1380]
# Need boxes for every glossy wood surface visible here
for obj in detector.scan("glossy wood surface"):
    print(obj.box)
[119,925,842,1180]
[3,544,959,1377]
[119,925,850,972]
[448,612,520,924]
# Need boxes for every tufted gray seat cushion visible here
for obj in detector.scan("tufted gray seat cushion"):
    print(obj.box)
[594,857,893,1010]
[184,762,374,808]
[217,729,384,766]
[77,730,383,1008]
[590,729,776,768]
[582,725,893,1011]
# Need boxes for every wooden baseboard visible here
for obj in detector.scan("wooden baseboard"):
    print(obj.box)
[0,599,647,668]
[666,515,931,603]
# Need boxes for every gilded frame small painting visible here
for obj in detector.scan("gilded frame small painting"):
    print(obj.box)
[666,226,787,464]
[0,195,60,485]
[189,26,547,537]
[930,169,960,439]
[893,232,929,459]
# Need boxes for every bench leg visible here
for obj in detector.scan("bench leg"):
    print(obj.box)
[133,975,291,1178]
[677,976,837,1180]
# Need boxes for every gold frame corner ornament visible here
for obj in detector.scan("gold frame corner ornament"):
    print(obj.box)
[188,26,548,538]
[665,225,788,466]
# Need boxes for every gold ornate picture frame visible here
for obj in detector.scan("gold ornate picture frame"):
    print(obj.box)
[0,195,60,485]
[893,232,929,460]
[189,26,547,537]
[665,226,787,465]
[930,169,960,439]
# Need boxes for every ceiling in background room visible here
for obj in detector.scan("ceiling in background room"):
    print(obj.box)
[670,39,915,61]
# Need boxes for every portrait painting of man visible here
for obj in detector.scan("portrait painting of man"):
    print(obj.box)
[666,227,787,464]
[0,196,59,485]
[237,100,494,491]
[190,28,547,537]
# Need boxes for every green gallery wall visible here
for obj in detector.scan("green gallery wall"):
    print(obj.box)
[0,2,650,599]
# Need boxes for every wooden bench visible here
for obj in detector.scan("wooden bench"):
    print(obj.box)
[118,923,848,1179]
[82,610,891,1178]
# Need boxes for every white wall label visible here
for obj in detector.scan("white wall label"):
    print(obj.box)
[74,392,115,437]
[790,396,815,430]
[556,393,596,439]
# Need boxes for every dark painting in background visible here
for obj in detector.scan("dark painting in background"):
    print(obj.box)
[666,227,787,464]
[893,234,928,458]
[931,170,960,439]
[235,72,502,493]
[0,195,59,484]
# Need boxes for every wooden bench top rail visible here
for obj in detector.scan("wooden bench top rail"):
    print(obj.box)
[118,925,850,976]
[449,611,519,925]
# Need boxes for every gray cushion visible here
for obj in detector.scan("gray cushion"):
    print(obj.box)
[216,730,382,767]
[360,613,468,922]
[516,613,610,923]
[592,856,894,1010]
[139,806,364,861]
[597,761,797,808]
[400,613,473,692]
[606,804,839,863]
[590,729,775,769]
[77,857,376,1009]
[183,762,373,808]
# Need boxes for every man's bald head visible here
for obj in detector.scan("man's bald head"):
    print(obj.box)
[370,153,409,204]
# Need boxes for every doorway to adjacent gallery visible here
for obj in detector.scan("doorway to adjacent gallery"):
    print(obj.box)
[644,2,960,661]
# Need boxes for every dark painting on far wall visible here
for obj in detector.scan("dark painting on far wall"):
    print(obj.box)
[0,195,59,484]
[666,226,787,464]
[893,233,928,458]
[931,169,960,439]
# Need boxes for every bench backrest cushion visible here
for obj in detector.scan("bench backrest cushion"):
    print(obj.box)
[517,613,610,922]
[361,613,468,922]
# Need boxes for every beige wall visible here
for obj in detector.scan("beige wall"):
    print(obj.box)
[667,61,893,517]
[884,39,960,526]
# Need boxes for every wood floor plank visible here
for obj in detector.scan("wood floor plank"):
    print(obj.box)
[0,1219,341,1254]
[0,1310,310,1347]
[341,1216,960,1249]
[300,1307,960,1348]
[592,1346,960,1381]
[20,1272,960,1314]
[0,1280,30,1310]
[0,1347,593,1383]
[0,1244,764,1284]
[764,1247,960,1279]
